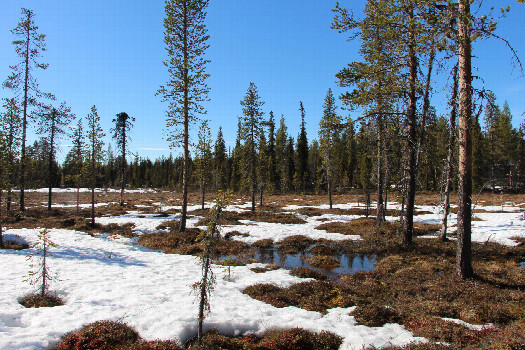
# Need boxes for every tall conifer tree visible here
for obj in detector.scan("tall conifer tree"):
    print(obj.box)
[240,83,264,211]
[158,0,210,232]
[3,8,53,211]
[111,112,134,206]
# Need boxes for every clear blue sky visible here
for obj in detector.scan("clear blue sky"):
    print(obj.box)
[1,1,524,161]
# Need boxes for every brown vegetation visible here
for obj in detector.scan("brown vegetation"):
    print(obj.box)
[19,293,64,308]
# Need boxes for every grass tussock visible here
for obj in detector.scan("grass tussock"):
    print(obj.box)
[250,264,280,273]
[277,235,315,254]
[352,304,402,327]
[309,244,336,255]
[290,267,328,280]
[305,255,341,270]
[252,238,274,249]
[243,281,354,313]
[19,293,64,308]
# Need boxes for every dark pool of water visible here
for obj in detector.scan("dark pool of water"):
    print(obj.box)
[220,248,376,279]
[520,261,525,268]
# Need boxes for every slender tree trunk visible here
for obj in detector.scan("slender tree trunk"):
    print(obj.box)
[120,128,126,206]
[415,40,436,172]
[377,114,385,226]
[201,183,205,210]
[440,65,459,241]
[403,6,418,245]
[198,252,210,344]
[20,21,31,212]
[41,243,47,296]
[327,170,333,209]
[48,109,56,212]
[259,184,264,207]
[0,188,4,249]
[7,118,14,213]
[76,181,80,214]
[180,2,189,233]
[456,0,474,279]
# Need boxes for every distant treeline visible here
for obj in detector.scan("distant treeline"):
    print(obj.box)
[12,95,525,194]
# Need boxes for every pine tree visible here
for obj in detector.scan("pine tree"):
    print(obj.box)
[294,102,309,193]
[87,105,105,226]
[229,118,243,192]
[3,8,53,211]
[240,83,265,211]
[111,112,135,206]
[194,120,212,209]
[36,102,74,211]
[158,0,210,232]
[319,89,341,209]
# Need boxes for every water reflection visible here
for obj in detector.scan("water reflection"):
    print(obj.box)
[253,248,376,279]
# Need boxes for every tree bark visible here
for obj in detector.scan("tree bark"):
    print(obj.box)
[376,114,385,226]
[20,15,31,212]
[48,109,56,212]
[456,0,474,279]
[440,65,458,241]
[403,6,418,245]
[180,2,189,233]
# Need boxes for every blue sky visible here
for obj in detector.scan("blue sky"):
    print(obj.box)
[1,1,524,161]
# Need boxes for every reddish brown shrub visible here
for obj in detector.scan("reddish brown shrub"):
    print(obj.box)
[57,320,139,350]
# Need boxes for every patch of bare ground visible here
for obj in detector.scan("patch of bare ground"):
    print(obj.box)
[138,229,250,257]
[195,208,306,226]
[243,236,524,347]
[184,328,342,350]
[20,293,64,308]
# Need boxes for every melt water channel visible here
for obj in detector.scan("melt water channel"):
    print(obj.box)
[221,248,376,279]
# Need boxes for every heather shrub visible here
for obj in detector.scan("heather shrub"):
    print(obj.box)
[352,304,401,327]
[57,320,139,350]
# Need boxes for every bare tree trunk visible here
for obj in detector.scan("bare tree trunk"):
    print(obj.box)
[0,188,4,249]
[440,65,459,241]
[48,109,56,212]
[376,114,385,226]
[201,183,205,210]
[180,2,189,233]
[20,24,30,213]
[403,6,418,245]
[457,0,474,279]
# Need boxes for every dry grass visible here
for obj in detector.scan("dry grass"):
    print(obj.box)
[305,255,341,270]
[250,264,280,273]
[290,267,328,280]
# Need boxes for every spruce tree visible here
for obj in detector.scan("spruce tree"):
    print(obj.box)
[213,127,227,191]
[63,118,86,213]
[275,115,288,193]
[158,0,210,232]
[87,105,105,226]
[111,112,134,206]
[240,83,264,211]
[194,120,212,209]
[294,102,309,193]
[319,89,341,209]
[266,111,278,193]
[3,8,53,211]
[36,102,74,211]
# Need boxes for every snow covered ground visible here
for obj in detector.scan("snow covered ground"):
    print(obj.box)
[1,200,523,349]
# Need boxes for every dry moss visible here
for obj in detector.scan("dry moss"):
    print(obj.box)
[306,255,341,270]
[290,267,328,280]
[250,264,280,273]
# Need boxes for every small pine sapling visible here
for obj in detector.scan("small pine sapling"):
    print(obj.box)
[25,228,58,297]
[192,190,231,345]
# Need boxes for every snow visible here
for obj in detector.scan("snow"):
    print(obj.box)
[1,200,523,349]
